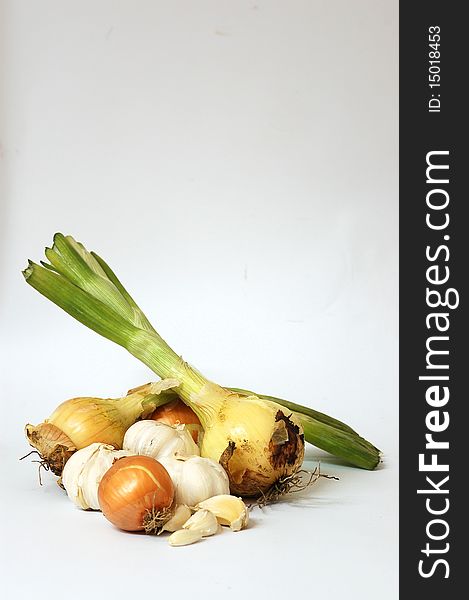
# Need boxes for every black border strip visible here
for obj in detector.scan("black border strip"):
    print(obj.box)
[400,2,464,594]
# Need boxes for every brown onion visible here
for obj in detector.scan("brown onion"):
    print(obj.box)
[150,398,202,443]
[98,456,174,533]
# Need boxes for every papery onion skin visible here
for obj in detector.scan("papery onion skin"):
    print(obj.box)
[98,455,174,532]
[150,398,202,443]
[24,423,76,476]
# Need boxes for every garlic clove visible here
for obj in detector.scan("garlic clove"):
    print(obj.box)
[168,529,203,547]
[159,504,192,534]
[196,495,249,531]
[182,509,219,537]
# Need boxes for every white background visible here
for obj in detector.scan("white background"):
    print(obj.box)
[0,1,398,599]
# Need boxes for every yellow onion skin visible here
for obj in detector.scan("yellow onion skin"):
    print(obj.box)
[193,385,305,496]
[25,389,159,475]
[46,397,129,449]
[98,455,174,533]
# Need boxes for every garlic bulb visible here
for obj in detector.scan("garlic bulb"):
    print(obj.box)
[123,420,199,460]
[62,443,133,510]
[159,455,230,506]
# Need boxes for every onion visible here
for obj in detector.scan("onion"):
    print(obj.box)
[98,456,174,533]
[150,399,202,443]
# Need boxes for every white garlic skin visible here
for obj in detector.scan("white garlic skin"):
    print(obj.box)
[159,455,230,507]
[123,420,199,460]
[62,443,133,510]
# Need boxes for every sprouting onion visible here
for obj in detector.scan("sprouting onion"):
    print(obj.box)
[123,384,380,471]
[23,234,380,493]
[24,379,180,475]
[42,233,379,470]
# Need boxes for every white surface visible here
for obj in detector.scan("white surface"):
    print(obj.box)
[0,1,398,599]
